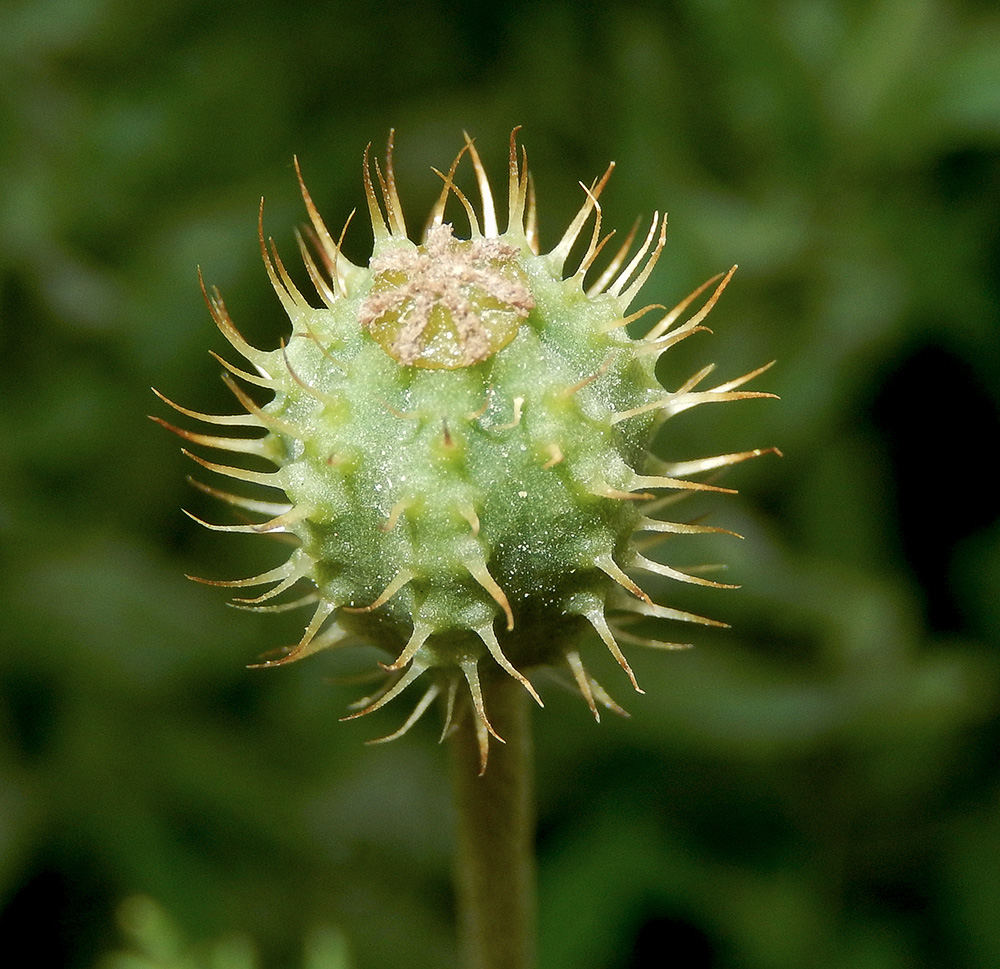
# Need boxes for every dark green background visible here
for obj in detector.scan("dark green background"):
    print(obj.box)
[2,0,999,966]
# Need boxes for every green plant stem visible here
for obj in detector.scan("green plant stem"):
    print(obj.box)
[450,675,536,969]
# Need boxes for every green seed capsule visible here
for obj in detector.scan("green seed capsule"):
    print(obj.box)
[158,132,776,771]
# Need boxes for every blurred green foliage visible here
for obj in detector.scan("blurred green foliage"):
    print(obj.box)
[99,897,352,969]
[1,0,998,967]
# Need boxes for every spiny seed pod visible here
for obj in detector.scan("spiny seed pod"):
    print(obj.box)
[156,131,777,770]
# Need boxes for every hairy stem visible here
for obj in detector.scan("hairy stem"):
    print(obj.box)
[450,675,536,969]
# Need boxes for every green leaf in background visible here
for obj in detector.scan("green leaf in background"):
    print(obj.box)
[100,896,352,969]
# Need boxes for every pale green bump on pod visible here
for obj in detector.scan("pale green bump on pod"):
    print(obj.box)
[155,131,778,771]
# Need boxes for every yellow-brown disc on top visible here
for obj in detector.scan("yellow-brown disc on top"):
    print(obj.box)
[358,224,534,369]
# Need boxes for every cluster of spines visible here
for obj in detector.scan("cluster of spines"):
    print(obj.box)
[154,131,778,771]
